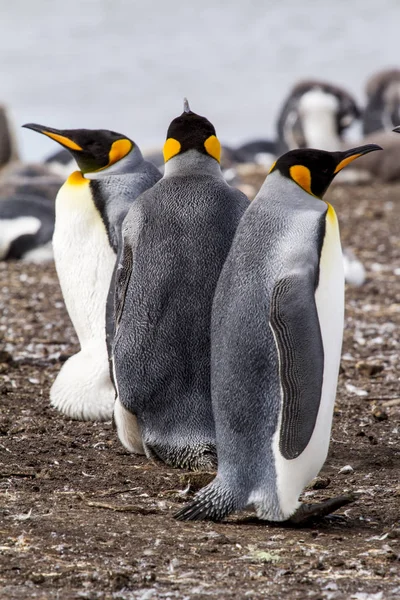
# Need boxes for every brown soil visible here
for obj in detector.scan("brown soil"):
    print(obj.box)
[0,181,399,600]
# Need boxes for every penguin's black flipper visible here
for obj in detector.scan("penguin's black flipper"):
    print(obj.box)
[269,273,324,460]
[174,479,236,522]
[287,493,357,525]
[114,238,133,330]
[114,207,145,330]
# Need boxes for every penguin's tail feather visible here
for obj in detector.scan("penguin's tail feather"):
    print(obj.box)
[174,479,236,522]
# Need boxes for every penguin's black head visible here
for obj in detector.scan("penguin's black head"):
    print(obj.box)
[163,98,221,164]
[22,124,134,174]
[269,144,382,198]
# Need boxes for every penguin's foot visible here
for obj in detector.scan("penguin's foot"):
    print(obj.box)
[286,493,356,526]
[50,347,115,421]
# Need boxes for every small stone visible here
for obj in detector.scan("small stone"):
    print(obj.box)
[339,465,354,474]
[312,477,331,490]
[111,573,130,591]
[330,557,345,567]
[30,573,45,584]
[0,350,13,363]
[345,383,368,397]
[312,560,326,571]
[387,528,400,539]
[356,362,384,377]
[372,408,388,421]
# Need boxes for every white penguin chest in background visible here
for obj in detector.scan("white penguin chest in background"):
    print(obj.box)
[53,173,116,347]
[274,204,344,518]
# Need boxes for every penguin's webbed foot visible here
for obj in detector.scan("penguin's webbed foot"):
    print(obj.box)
[287,493,357,526]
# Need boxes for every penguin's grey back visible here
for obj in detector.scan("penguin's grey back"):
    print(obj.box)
[91,159,162,358]
[113,171,249,467]
[210,174,327,498]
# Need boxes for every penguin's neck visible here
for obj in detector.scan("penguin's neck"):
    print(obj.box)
[163,150,221,178]
[85,147,144,180]
[262,171,325,210]
[298,90,341,151]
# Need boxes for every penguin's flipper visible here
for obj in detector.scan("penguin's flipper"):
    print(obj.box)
[269,273,324,460]
[174,479,236,522]
[287,493,356,525]
[114,208,144,330]
[114,238,133,330]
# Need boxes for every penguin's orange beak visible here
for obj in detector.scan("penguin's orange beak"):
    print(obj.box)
[334,144,382,174]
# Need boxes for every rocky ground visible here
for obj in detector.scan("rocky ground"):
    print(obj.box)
[0,180,399,600]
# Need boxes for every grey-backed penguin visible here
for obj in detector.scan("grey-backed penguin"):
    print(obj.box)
[112,99,249,470]
[0,103,19,171]
[175,142,381,522]
[275,80,361,156]
[363,69,400,135]
[227,81,360,170]
[23,123,161,421]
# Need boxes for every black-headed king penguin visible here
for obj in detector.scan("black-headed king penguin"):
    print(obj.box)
[23,124,161,421]
[175,142,381,521]
[112,99,249,470]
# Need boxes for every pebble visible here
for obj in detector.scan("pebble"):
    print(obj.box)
[355,361,384,377]
[339,465,354,474]
[345,383,369,397]
[312,476,331,490]
[372,407,389,421]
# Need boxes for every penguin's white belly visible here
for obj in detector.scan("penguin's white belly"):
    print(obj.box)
[50,177,117,421]
[273,208,344,519]
[53,181,116,347]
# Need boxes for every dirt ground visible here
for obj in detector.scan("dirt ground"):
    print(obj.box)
[0,181,399,600]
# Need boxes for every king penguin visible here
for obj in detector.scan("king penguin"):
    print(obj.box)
[112,99,249,470]
[175,142,381,521]
[23,123,161,420]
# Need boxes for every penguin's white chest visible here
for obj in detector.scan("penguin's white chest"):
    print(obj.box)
[53,176,116,347]
[274,205,344,517]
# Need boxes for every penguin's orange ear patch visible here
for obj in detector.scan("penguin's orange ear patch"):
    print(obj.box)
[163,138,181,163]
[204,135,221,163]
[108,139,133,166]
[289,165,313,196]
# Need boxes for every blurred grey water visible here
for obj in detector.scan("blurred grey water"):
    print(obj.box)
[1,0,399,161]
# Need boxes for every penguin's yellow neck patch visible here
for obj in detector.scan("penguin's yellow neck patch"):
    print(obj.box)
[325,202,338,226]
[163,138,181,163]
[66,171,89,186]
[334,153,362,174]
[43,131,83,151]
[268,160,277,174]
[204,135,221,163]
[289,165,314,196]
